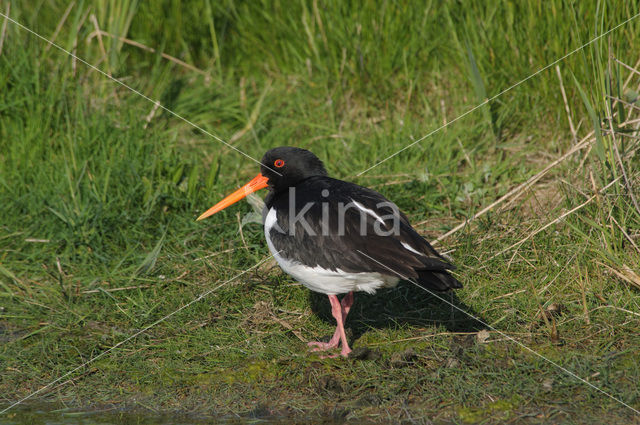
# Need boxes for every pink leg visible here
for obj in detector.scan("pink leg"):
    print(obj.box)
[308,292,354,357]
[331,294,352,357]
[341,291,354,315]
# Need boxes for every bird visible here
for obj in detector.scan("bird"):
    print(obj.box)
[197,147,461,357]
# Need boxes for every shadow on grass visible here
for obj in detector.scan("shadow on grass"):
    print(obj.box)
[308,282,486,344]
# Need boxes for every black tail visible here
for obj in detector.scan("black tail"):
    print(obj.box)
[416,269,462,292]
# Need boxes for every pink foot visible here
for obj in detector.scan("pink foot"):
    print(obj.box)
[316,347,352,359]
[307,326,340,352]
[307,340,338,352]
[307,293,354,358]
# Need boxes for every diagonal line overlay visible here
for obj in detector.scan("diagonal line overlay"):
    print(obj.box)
[0,254,276,414]
[355,249,640,415]
[0,12,282,177]
[357,11,640,176]
[2,5,640,418]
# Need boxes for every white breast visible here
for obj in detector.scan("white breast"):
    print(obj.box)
[264,208,399,295]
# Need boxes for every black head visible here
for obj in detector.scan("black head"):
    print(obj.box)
[260,147,328,192]
[196,146,328,221]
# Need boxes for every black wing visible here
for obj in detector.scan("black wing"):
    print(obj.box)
[266,176,461,291]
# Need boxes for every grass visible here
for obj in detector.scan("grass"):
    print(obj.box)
[1,0,640,423]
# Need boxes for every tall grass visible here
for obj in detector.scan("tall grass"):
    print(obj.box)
[1,0,640,420]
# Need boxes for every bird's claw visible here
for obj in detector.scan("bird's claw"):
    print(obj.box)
[308,341,351,358]
[307,341,338,351]
[318,348,351,359]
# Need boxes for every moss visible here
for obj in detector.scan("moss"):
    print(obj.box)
[457,395,521,423]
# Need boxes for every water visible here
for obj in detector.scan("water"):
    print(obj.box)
[0,404,317,425]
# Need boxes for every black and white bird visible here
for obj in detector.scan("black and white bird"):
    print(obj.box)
[197,147,461,357]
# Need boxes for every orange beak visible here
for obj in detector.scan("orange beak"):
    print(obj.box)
[196,174,269,221]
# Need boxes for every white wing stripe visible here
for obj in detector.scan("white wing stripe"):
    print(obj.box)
[401,241,426,256]
[351,200,385,225]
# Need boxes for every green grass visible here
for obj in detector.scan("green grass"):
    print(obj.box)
[1,1,640,423]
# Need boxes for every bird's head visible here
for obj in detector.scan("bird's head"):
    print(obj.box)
[259,146,327,192]
[197,146,327,221]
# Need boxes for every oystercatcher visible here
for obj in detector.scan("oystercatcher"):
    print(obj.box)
[197,147,461,357]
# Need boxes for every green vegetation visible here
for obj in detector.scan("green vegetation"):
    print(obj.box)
[1,1,639,423]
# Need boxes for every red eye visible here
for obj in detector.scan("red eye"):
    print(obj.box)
[274,159,285,168]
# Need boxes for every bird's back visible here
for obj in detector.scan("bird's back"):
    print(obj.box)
[263,176,461,294]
